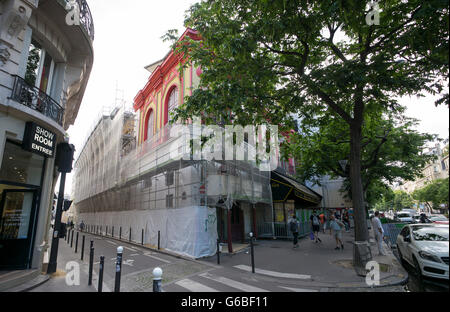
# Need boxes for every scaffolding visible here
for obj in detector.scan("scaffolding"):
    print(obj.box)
[73,107,274,258]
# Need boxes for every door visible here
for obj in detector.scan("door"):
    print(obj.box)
[231,203,244,242]
[0,189,38,269]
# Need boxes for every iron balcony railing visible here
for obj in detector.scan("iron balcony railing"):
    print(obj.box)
[60,0,95,41]
[10,75,64,126]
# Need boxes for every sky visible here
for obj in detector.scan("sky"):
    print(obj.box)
[62,0,449,196]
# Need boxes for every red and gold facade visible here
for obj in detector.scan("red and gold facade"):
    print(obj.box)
[134,29,201,145]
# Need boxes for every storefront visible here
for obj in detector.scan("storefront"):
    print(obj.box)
[0,122,56,270]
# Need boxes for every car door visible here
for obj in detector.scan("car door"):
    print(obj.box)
[398,226,412,265]
[402,226,413,264]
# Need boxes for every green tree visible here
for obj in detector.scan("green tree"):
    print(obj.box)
[413,178,449,211]
[25,45,40,87]
[168,0,449,242]
[391,190,415,211]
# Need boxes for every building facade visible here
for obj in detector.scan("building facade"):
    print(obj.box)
[0,0,93,288]
[72,29,321,258]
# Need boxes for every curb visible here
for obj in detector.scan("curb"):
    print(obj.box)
[5,274,51,292]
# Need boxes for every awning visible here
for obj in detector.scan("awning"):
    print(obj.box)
[271,171,322,204]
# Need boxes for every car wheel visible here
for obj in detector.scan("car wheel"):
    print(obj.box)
[412,256,423,278]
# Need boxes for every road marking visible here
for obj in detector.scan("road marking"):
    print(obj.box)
[199,272,269,292]
[175,279,219,292]
[105,240,117,245]
[130,253,140,257]
[123,246,138,252]
[122,259,134,267]
[279,286,318,292]
[233,265,311,280]
[143,252,171,264]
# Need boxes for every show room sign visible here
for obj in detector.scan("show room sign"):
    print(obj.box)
[22,122,56,157]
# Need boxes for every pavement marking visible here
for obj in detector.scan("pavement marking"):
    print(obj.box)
[143,252,172,264]
[123,246,138,252]
[233,265,311,280]
[130,253,140,257]
[122,259,134,267]
[279,286,318,292]
[199,272,269,292]
[175,279,219,292]
[105,240,118,246]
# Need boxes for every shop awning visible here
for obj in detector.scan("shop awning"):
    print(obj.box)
[271,171,322,204]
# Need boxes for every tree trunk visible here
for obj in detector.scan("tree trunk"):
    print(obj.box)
[349,123,369,242]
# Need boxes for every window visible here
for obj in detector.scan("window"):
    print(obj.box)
[25,40,55,94]
[166,87,178,124]
[146,110,154,141]
[165,171,174,186]
[166,194,174,208]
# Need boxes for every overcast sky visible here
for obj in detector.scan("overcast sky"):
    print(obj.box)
[63,0,449,196]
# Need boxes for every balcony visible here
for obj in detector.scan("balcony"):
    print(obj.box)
[9,75,64,126]
[58,0,95,41]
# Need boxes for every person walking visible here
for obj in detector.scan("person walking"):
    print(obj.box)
[329,215,344,250]
[319,212,326,233]
[289,215,300,248]
[79,220,85,232]
[342,210,350,232]
[371,211,386,256]
[310,211,322,243]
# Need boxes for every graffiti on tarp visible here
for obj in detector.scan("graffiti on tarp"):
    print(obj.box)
[205,214,217,232]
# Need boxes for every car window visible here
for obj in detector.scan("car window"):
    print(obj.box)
[397,213,411,218]
[400,227,410,237]
[430,216,448,221]
[412,226,449,241]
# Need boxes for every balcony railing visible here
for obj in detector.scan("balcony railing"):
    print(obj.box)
[10,75,64,126]
[60,0,95,41]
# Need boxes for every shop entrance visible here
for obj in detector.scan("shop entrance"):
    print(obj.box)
[230,203,244,242]
[0,188,38,269]
[0,140,45,270]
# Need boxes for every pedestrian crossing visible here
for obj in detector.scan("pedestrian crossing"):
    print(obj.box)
[168,272,318,293]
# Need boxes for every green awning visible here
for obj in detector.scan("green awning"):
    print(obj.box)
[271,171,322,204]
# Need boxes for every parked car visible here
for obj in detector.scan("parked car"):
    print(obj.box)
[396,224,449,280]
[429,215,449,225]
[395,211,416,223]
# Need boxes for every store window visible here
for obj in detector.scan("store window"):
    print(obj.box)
[146,110,154,141]
[0,140,45,186]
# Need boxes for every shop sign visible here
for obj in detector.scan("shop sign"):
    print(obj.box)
[22,122,56,157]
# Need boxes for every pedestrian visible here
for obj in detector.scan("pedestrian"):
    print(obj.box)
[371,211,386,256]
[310,211,322,243]
[289,214,300,248]
[79,220,85,232]
[342,210,350,232]
[319,211,326,233]
[329,215,344,250]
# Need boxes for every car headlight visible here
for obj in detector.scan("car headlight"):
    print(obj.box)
[418,251,442,263]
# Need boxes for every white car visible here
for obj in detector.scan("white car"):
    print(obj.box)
[395,211,415,223]
[396,224,449,280]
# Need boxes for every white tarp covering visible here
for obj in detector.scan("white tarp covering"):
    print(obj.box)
[78,206,217,258]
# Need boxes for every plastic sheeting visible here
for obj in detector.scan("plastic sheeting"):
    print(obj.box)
[72,106,273,258]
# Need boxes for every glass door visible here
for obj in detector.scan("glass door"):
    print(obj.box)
[0,189,38,269]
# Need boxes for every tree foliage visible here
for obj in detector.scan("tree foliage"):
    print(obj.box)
[413,178,449,210]
[167,0,449,241]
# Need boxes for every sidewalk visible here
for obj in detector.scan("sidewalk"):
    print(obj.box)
[201,229,408,291]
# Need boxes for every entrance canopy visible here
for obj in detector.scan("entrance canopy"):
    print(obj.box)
[271,171,322,205]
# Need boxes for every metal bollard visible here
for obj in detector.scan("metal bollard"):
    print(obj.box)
[100,226,102,236]
[142,229,144,245]
[67,229,70,244]
[129,227,132,242]
[75,231,79,253]
[98,256,105,292]
[250,232,255,273]
[112,226,114,238]
[158,230,160,250]
[70,230,74,248]
[119,227,122,240]
[88,241,94,285]
[153,267,163,292]
[81,235,85,260]
[217,238,221,265]
[106,226,108,236]
[114,246,123,292]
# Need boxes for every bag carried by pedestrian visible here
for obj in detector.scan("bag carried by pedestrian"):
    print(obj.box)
[309,231,315,240]
[289,220,298,233]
